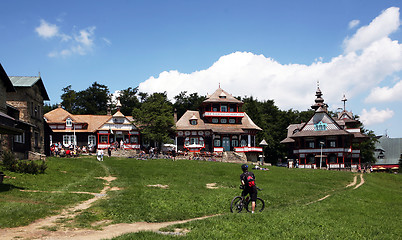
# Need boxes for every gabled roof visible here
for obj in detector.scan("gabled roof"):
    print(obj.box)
[9,76,50,100]
[203,88,243,104]
[176,110,262,132]
[0,64,16,92]
[44,107,84,123]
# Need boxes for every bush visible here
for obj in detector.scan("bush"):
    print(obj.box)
[2,150,18,172]
[1,150,47,174]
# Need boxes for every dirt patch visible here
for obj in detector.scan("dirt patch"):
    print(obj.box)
[206,183,219,189]
[147,184,169,189]
[110,187,122,191]
[96,176,117,182]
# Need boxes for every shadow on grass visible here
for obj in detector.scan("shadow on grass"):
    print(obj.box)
[0,183,25,192]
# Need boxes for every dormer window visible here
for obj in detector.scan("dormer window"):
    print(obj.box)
[66,118,72,127]
[190,120,197,125]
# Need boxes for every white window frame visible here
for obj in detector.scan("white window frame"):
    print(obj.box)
[66,118,72,127]
[63,135,76,147]
[212,118,218,123]
[14,133,25,143]
[88,135,96,146]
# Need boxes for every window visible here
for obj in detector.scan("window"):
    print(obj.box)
[221,118,227,124]
[185,137,190,146]
[63,135,76,147]
[66,118,72,127]
[130,135,138,144]
[214,139,221,147]
[99,135,108,143]
[314,121,327,131]
[229,106,235,112]
[221,105,228,112]
[329,155,337,163]
[14,133,25,143]
[308,141,315,148]
[190,137,199,145]
[213,107,218,112]
[330,141,336,148]
[212,118,218,123]
[190,120,197,125]
[241,139,247,147]
[232,139,239,147]
[34,132,39,147]
[229,118,236,124]
[88,135,96,146]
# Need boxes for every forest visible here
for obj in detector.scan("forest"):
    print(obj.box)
[44,82,376,164]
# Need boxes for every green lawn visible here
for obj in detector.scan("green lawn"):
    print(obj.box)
[1,156,401,239]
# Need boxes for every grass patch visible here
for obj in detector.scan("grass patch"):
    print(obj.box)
[0,156,106,228]
[2,156,401,239]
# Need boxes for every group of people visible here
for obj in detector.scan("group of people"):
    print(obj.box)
[50,143,84,157]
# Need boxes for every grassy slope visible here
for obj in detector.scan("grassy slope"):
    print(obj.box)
[0,157,106,228]
[1,156,401,239]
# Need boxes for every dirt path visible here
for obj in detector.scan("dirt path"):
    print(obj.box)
[0,176,218,240]
[0,173,365,239]
[306,174,365,205]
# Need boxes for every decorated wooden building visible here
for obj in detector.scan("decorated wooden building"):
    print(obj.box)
[44,102,140,150]
[175,87,262,160]
[281,86,367,169]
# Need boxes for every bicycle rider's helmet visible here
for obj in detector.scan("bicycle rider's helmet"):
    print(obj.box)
[241,164,248,171]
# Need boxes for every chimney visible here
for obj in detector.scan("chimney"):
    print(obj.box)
[107,106,111,115]
[174,108,177,123]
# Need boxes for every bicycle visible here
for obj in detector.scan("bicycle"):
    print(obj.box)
[230,185,265,213]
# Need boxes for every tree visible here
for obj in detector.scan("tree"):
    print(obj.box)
[132,92,175,149]
[43,103,58,114]
[119,87,140,116]
[173,91,206,119]
[61,85,78,113]
[75,82,110,115]
[358,128,378,164]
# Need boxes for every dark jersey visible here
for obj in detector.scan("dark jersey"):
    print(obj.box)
[240,171,256,188]
[240,171,257,201]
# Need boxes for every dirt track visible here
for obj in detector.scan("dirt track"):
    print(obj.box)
[0,174,365,239]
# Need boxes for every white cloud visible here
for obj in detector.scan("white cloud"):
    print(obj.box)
[75,27,96,47]
[35,19,59,38]
[35,19,98,57]
[348,19,360,29]
[365,79,402,102]
[343,7,400,53]
[360,108,394,126]
[138,7,402,113]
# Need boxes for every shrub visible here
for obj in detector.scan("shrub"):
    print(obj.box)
[2,150,18,172]
[1,150,47,174]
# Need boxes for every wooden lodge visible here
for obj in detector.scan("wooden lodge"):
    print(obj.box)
[44,100,140,150]
[175,87,262,161]
[281,86,367,170]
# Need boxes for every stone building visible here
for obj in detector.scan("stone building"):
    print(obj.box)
[6,75,50,158]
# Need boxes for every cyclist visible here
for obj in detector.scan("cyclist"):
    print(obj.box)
[240,164,257,213]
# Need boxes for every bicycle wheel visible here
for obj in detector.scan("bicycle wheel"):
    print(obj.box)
[230,196,244,213]
[245,197,265,212]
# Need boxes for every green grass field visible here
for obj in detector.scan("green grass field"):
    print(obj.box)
[1,156,401,239]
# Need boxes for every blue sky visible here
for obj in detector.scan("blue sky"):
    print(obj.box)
[1,0,402,137]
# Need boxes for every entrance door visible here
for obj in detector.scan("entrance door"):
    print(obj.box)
[222,137,230,151]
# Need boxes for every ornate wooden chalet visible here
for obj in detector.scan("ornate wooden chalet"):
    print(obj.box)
[44,102,140,150]
[175,88,262,157]
[281,86,367,169]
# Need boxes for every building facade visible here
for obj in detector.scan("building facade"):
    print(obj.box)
[281,86,367,169]
[175,88,262,160]
[373,136,401,171]
[44,105,140,150]
[6,76,50,156]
